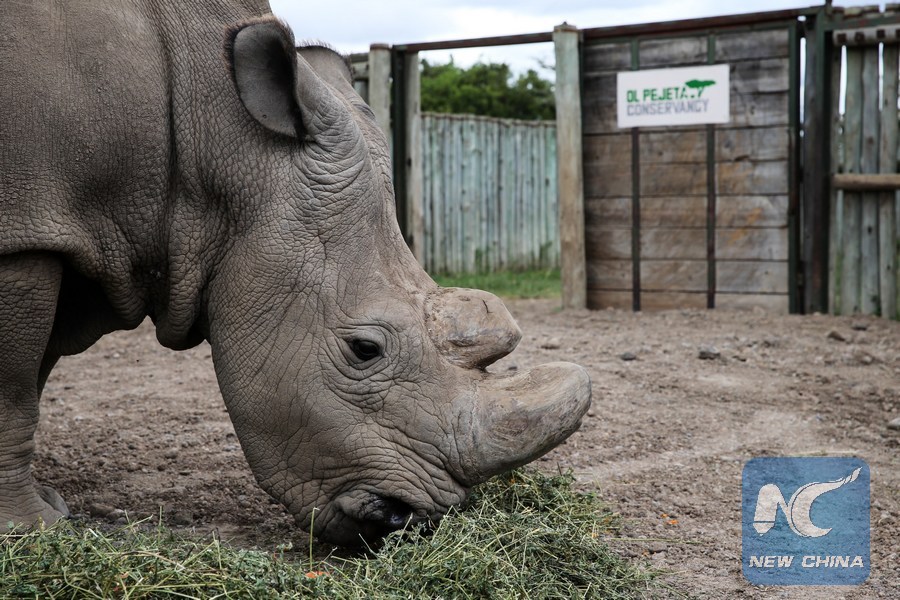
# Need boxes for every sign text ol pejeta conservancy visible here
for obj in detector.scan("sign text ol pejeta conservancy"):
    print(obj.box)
[617,64,730,128]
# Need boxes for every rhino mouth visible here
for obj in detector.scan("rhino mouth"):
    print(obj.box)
[329,491,436,547]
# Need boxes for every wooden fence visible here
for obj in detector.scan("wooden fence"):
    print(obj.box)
[369,6,900,318]
[420,113,559,274]
[828,12,900,319]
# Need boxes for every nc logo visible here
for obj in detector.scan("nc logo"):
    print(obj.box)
[752,468,862,537]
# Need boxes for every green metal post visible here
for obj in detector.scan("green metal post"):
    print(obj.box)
[706,33,717,310]
[630,38,641,312]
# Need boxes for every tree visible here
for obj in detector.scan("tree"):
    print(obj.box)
[420,59,555,121]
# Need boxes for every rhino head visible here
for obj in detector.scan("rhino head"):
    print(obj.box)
[212,19,591,546]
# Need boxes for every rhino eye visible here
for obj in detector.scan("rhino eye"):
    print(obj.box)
[350,339,382,362]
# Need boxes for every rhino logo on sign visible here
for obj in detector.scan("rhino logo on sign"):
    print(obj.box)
[752,468,862,538]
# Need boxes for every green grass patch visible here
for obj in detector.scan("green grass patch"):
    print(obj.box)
[431,269,561,300]
[1,469,655,599]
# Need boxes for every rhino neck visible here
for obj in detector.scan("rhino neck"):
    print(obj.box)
[148,0,271,350]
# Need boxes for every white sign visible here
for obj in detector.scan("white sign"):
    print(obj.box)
[616,64,730,128]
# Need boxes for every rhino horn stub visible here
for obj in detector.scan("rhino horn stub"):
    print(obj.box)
[426,288,522,369]
[461,362,592,485]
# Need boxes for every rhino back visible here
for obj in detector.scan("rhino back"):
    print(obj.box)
[0,0,269,347]
[1,1,170,266]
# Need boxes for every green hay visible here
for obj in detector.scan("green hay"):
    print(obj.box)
[1,469,655,599]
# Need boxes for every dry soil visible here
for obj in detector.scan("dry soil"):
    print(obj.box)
[34,299,899,598]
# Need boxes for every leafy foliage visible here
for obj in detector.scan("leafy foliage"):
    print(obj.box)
[420,59,555,120]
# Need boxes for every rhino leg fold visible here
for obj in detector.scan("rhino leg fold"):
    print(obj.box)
[0,252,68,527]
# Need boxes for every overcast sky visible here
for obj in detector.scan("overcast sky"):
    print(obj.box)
[269,1,879,74]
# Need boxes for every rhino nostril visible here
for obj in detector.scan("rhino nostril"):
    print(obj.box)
[367,496,414,531]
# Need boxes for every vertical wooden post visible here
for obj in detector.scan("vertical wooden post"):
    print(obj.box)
[404,52,425,264]
[368,44,392,145]
[802,8,833,314]
[554,24,587,310]
[879,44,899,319]
[860,45,880,314]
[842,47,864,315]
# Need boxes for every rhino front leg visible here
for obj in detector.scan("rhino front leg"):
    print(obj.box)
[0,252,68,527]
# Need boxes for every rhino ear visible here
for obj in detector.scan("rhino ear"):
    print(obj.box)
[226,19,303,138]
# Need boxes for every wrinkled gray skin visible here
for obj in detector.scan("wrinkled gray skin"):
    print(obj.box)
[0,0,591,546]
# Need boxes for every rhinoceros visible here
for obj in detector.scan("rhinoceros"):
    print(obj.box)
[0,0,591,546]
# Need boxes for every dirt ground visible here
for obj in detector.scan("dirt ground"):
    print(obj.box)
[34,299,899,598]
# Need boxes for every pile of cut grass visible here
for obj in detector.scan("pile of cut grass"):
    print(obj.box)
[1,469,655,599]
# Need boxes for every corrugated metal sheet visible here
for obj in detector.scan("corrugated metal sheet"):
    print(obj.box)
[421,113,558,274]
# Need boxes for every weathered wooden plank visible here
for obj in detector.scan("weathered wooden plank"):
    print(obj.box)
[572,260,717,294]
[641,230,706,260]
[715,293,790,313]
[729,90,791,128]
[586,195,790,229]
[586,289,633,310]
[841,47,864,314]
[717,261,789,294]
[587,127,788,165]
[586,228,632,260]
[546,125,560,267]
[880,43,899,319]
[639,129,708,163]
[555,24,587,308]
[715,29,790,61]
[587,227,789,261]
[584,156,633,198]
[641,260,708,292]
[860,45,880,314]
[731,58,790,94]
[585,131,696,166]
[586,260,632,290]
[639,36,707,68]
[833,173,900,190]
[636,163,707,197]
[461,119,477,272]
[585,198,633,229]
[588,290,788,312]
[422,116,433,270]
[717,127,790,161]
[405,52,424,265]
[592,160,789,197]
[582,41,632,74]
[581,73,618,133]
[586,159,787,198]
[638,291,708,310]
[716,161,789,195]
[717,196,789,228]
[368,45,391,141]
[587,290,708,311]
[717,228,789,260]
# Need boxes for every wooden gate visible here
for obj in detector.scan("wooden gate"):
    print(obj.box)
[825,7,900,319]
[580,12,802,312]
